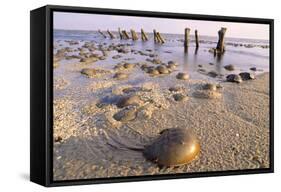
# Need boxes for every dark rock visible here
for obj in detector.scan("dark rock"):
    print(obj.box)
[169,86,185,92]
[149,53,157,57]
[239,72,255,80]
[80,58,86,62]
[250,67,257,71]
[207,71,219,78]
[112,55,122,59]
[152,58,162,64]
[141,64,148,70]
[147,68,160,75]
[156,65,169,74]
[173,93,188,102]
[226,74,242,83]
[224,64,235,71]
[168,61,178,65]
[167,63,177,70]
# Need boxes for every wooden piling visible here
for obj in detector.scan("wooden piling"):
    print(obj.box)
[107,30,115,39]
[184,28,190,49]
[195,30,199,48]
[130,29,138,41]
[153,29,165,43]
[216,27,227,53]
[122,30,130,39]
[118,28,123,39]
[98,30,107,38]
[153,29,158,43]
[141,28,148,41]
[156,32,165,43]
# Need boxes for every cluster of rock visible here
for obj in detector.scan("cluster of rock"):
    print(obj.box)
[92,82,174,126]
[226,72,255,83]
[110,92,160,123]
[140,60,178,76]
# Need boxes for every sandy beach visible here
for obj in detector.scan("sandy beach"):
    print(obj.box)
[52,32,270,180]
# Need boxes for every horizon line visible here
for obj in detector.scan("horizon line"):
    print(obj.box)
[53,28,269,41]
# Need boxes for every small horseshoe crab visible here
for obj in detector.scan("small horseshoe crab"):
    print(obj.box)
[143,128,200,167]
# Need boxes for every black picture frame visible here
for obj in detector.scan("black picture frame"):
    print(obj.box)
[30,4,274,187]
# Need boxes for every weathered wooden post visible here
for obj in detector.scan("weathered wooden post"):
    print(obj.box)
[134,30,138,40]
[118,28,123,39]
[98,29,107,38]
[107,30,115,39]
[216,27,227,53]
[153,29,158,43]
[195,30,199,48]
[130,29,135,40]
[156,32,165,44]
[122,30,130,39]
[130,29,138,41]
[153,30,165,43]
[184,28,190,49]
[194,47,199,55]
[141,28,148,41]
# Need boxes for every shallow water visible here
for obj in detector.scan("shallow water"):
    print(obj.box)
[54,29,269,100]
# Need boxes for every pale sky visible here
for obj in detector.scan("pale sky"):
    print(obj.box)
[54,12,269,40]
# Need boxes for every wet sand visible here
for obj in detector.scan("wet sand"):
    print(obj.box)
[53,67,270,180]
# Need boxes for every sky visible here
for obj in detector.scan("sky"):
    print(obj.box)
[54,12,269,40]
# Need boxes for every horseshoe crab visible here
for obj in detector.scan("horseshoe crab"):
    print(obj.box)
[143,128,200,167]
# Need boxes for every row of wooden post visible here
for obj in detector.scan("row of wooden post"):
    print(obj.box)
[184,28,199,49]
[99,27,227,54]
[184,27,227,53]
[99,28,163,43]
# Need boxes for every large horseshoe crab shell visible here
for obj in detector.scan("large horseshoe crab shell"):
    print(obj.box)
[143,128,200,167]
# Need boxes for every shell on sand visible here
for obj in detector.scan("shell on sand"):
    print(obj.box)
[202,83,217,91]
[192,90,222,99]
[81,68,110,78]
[143,128,200,167]
[176,72,189,80]
[116,95,143,108]
[173,93,188,102]
[113,72,129,80]
[113,106,137,122]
